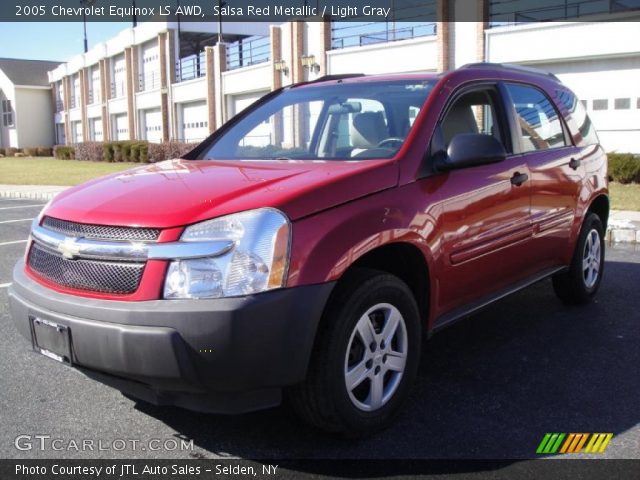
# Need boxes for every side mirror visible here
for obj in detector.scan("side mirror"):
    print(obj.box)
[436,133,507,171]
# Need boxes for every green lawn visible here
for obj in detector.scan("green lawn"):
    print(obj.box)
[609,182,640,212]
[0,157,138,186]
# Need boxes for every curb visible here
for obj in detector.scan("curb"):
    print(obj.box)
[607,220,640,244]
[0,188,68,202]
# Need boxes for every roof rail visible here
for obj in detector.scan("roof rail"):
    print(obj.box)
[460,62,559,81]
[291,73,366,87]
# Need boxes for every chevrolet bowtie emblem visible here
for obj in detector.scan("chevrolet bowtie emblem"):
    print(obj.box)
[57,237,82,259]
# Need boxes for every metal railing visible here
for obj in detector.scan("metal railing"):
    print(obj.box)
[55,99,64,112]
[489,0,640,25]
[176,52,206,82]
[226,36,270,71]
[331,1,437,50]
[139,70,161,91]
[69,96,78,109]
[110,81,126,99]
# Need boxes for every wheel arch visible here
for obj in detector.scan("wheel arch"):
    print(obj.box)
[587,193,610,230]
[330,242,432,330]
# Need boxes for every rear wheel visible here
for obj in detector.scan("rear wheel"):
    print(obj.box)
[288,269,421,436]
[553,213,605,304]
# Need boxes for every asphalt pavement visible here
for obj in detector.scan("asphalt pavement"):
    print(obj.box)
[0,198,639,461]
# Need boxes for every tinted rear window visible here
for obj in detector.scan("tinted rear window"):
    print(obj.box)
[556,89,600,147]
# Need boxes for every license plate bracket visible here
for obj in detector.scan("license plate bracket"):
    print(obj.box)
[29,316,72,365]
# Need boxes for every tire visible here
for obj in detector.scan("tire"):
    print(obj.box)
[288,269,422,436]
[552,213,605,304]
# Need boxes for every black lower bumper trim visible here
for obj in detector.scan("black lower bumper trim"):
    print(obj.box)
[9,261,335,413]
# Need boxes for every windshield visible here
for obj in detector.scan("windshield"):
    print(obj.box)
[198,79,436,161]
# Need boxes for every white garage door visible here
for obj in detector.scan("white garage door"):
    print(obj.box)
[230,91,268,117]
[71,121,83,143]
[141,41,160,91]
[112,55,126,98]
[231,91,270,147]
[141,108,162,143]
[89,118,103,141]
[181,102,208,142]
[113,114,129,141]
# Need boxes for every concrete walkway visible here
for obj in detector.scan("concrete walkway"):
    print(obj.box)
[0,184,639,243]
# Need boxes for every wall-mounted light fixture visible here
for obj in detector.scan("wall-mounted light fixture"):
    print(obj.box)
[300,55,320,74]
[273,59,289,76]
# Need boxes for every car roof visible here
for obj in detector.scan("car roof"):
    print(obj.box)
[292,72,441,89]
[292,63,563,90]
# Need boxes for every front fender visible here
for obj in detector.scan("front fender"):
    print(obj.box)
[286,188,436,289]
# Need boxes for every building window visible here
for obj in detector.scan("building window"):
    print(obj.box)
[592,99,608,111]
[614,98,631,110]
[580,100,587,109]
[2,100,13,127]
[637,98,640,109]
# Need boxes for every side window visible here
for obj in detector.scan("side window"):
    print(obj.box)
[506,83,567,152]
[556,88,600,147]
[440,89,503,148]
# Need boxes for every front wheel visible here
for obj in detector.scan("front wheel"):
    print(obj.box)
[553,213,605,304]
[288,269,422,436]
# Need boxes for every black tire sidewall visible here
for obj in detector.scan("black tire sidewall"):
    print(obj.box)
[323,274,421,433]
[575,213,605,297]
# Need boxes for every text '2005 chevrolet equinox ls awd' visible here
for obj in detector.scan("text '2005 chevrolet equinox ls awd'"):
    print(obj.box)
[9,63,608,436]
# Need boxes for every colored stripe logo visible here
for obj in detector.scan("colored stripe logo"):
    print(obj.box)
[537,433,613,454]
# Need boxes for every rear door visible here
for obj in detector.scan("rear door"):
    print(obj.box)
[502,82,583,269]
[430,83,533,318]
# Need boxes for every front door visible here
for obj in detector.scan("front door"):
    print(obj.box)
[428,85,533,318]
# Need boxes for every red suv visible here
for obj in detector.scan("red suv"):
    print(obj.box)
[10,63,608,435]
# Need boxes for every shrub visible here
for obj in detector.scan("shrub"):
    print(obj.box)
[103,143,114,162]
[120,142,132,162]
[36,146,53,157]
[139,142,150,163]
[6,147,19,157]
[14,152,25,157]
[609,153,640,184]
[112,142,123,162]
[148,141,197,163]
[53,145,75,160]
[130,142,140,163]
[0,148,4,156]
[74,142,104,162]
[23,147,39,157]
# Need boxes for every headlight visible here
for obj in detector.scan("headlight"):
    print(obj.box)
[25,199,53,261]
[37,199,53,222]
[163,208,290,299]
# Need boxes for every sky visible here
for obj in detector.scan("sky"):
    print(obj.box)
[0,22,131,61]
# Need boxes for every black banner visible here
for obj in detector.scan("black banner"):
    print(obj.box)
[1,459,640,480]
[3,0,640,22]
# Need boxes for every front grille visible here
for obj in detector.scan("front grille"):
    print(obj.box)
[28,243,144,294]
[42,216,160,242]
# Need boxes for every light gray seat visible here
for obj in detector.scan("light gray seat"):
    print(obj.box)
[350,111,389,156]
[441,103,479,147]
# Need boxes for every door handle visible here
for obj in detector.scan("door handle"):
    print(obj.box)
[510,172,529,186]
[569,158,581,170]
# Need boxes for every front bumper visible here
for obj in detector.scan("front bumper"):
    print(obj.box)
[9,261,335,413]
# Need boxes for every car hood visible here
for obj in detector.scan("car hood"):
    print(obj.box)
[46,159,398,228]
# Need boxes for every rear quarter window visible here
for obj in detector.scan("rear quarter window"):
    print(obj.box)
[555,89,600,147]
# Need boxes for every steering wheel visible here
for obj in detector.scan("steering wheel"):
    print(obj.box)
[377,137,405,149]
